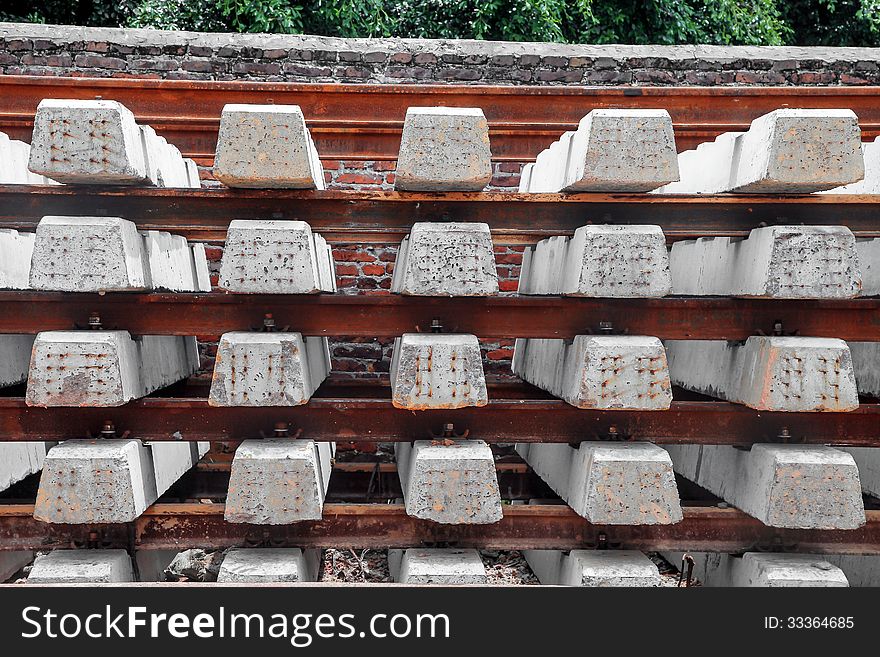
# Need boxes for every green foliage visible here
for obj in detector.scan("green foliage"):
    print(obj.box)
[1,0,878,47]
[128,0,302,33]
[779,0,880,46]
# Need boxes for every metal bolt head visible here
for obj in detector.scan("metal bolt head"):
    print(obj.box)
[598,321,614,334]
[263,314,276,332]
[430,319,443,334]
[273,422,289,437]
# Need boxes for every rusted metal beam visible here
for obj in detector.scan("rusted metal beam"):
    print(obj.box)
[0,503,876,554]
[2,186,880,243]
[3,77,880,160]
[0,397,878,446]
[0,291,877,340]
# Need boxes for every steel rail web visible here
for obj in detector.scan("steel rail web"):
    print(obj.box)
[0,291,878,339]
[3,76,880,159]
[0,503,877,554]
[0,397,878,446]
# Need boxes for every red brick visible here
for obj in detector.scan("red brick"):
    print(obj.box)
[334,263,358,276]
[498,280,519,292]
[361,263,385,276]
[486,348,513,360]
[372,160,397,171]
[332,249,376,262]
[337,276,357,287]
[490,175,520,187]
[336,172,383,184]
[497,162,523,173]
[840,74,869,85]
[494,252,524,264]
[203,246,224,262]
[322,160,344,170]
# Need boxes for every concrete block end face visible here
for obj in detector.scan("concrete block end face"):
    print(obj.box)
[26,331,133,407]
[564,550,661,587]
[218,220,324,293]
[214,104,320,189]
[394,107,492,192]
[760,110,865,192]
[30,216,148,292]
[224,439,325,524]
[403,440,503,525]
[390,334,488,410]
[208,332,315,407]
[396,548,487,584]
[578,442,683,525]
[762,226,860,299]
[566,110,680,192]
[34,440,145,524]
[217,548,315,583]
[29,99,148,184]
[394,222,498,296]
[740,336,859,412]
[752,444,865,530]
[561,225,672,298]
[736,553,849,587]
[27,549,134,584]
[575,336,672,410]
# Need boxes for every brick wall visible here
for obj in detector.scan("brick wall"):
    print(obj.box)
[3,23,880,86]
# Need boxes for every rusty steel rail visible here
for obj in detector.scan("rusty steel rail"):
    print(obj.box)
[0,291,877,340]
[3,186,880,243]
[0,503,877,554]
[3,77,880,160]
[1,397,879,446]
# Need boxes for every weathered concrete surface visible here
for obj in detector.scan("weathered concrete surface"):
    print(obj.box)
[34,439,208,523]
[26,331,141,406]
[516,442,682,525]
[391,222,498,296]
[0,552,33,582]
[849,341,880,398]
[214,104,325,189]
[524,549,661,586]
[26,331,199,407]
[519,225,671,297]
[857,238,880,296]
[0,334,35,388]
[670,226,861,298]
[658,109,864,193]
[30,216,210,292]
[665,336,859,412]
[218,220,336,293]
[30,216,149,291]
[27,549,134,583]
[513,336,672,410]
[142,230,212,292]
[217,548,322,583]
[823,555,880,587]
[209,333,330,406]
[29,98,197,187]
[667,443,865,529]
[525,110,678,193]
[225,439,335,524]
[667,552,849,587]
[135,549,179,582]
[825,137,880,194]
[0,131,55,184]
[0,229,35,289]
[0,442,51,493]
[388,548,487,584]
[394,107,492,191]
[396,440,502,524]
[390,334,488,410]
